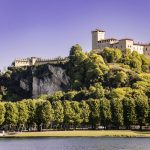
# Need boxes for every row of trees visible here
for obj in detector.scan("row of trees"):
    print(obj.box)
[0,95,149,131]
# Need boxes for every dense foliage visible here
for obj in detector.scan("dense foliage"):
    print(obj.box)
[0,44,150,130]
[0,97,149,131]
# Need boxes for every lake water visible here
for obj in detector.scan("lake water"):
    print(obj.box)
[0,137,150,150]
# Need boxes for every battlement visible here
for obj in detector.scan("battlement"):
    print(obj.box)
[13,57,69,67]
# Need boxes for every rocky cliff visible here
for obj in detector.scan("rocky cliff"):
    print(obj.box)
[0,63,70,101]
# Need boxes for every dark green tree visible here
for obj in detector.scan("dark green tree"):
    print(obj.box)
[122,97,136,129]
[36,100,53,131]
[100,99,111,129]
[111,99,124,129]
[133,90,149,130]
[80,100,90,126]
[87,99,100,129]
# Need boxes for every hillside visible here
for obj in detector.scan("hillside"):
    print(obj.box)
[0,45,150,131]
[0,45,150,101]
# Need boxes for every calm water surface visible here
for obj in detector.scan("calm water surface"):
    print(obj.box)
[0,137,150,150]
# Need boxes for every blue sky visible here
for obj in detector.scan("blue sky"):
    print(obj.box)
[0,0,150,70]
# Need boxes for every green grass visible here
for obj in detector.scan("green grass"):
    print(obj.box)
[2,130,150,138]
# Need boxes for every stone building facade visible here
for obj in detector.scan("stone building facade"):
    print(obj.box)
[13,57,68,67]
[92,29,150,58]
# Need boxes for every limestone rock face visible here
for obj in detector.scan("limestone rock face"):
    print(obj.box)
[0,64,70,100]
[20,79,30,91]
[32,65,69,98]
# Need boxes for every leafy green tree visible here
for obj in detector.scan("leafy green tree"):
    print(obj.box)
[63,91,77,101]
[111,99,124,129]
[85,53,109,85]
[63,100,75,129]
[80,100,90,126]
[24,99,36,130]
[122,97,136,129]
[89,83,104,99]
[0,102,6,125]
[4,102,18,130]
[50,91,63,102]
[110,88,126,100]
[87,99,100,129]
[102,47,122,63]
[71,101,83,128]
[36,101,53,131]
[107,69,128,88]
[16,101,29,130]
[100,99,111,129]
[133,90,149,130]
[68,44,87,90]
[52,100,64,128]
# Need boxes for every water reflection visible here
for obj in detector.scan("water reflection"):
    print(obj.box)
[0,137,150,150]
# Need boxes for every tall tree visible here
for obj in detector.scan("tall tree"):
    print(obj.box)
[52,100,64,128]
[100,99,111,129]
[87,99,100,129]
[80,100,90,126]
[68,44,87,90]
[63,100,75,129]
[122,97,136,129]
[71,101,83,128]
[0,102,6,125]
[16,101,29,130]
[24,99,36,131]
[133,90,149,130]
[111,98,124,129]
[36,100,53,131]
[4,102,18,130]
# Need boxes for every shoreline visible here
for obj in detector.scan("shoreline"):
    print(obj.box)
[1,130,150,138]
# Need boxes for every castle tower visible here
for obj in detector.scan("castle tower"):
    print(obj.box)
[92,29,105,50]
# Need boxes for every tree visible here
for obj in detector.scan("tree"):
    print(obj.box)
[35,101,53,131]
[122,97,136,129]
[85,53,109,85]
[89,83,104,99]
[4,102,18,130]
[111,99,124,129]
[16,101,29,130]
[0,102,5,125]
[52,100,64,128]
[24,99,36,131]
[100,99,111,129]
[63,100,75,129]
[87,99,100,129]
[80,100,90,126]
[71,101,83,128]
[50,91,63,102]
[133,90,149,130]
[102,47,122,63]
[68,44,87,90]
[63,91,77,101]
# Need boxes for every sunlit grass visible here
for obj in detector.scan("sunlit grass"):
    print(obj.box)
[3,130,150,138]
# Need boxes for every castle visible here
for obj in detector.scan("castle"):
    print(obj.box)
[13,57,68,67]
[13,29,150,67]
[92,29,150,58]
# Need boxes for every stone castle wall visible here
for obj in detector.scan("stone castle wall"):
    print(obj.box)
[14,57,69,67]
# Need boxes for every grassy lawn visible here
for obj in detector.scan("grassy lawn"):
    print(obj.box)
[2,130,150,138]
